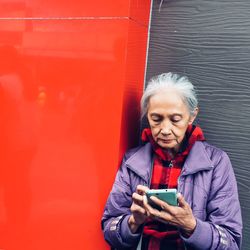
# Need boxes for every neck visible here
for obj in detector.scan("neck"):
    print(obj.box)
[164,139,183,158]
[164,147,178,158]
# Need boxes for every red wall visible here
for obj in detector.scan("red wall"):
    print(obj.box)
[0,1,151,249]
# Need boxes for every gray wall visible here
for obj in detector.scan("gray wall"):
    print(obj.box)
[146,0,250,248]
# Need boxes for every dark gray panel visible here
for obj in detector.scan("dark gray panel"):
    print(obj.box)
[146,0,250,248]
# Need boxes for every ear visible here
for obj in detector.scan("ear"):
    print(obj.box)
[188,107,199,124]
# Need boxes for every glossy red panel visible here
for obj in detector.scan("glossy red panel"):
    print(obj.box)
[119,19,150,157]
[0,1,151,250]
[129,0,151,26]
[0,0,130,18]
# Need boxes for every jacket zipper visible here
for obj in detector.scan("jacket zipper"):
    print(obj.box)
[169,160,173,168]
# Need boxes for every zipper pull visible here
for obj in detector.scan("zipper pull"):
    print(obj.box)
[169,160,173,168]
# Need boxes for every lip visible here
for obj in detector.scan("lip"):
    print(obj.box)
[158,138,174,143]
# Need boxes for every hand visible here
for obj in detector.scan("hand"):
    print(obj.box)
[143,193,196,236]
[128,185,149,233]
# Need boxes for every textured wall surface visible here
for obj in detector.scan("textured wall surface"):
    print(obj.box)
[146,0,250,248]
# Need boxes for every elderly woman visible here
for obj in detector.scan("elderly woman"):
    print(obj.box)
[101,73,242,250]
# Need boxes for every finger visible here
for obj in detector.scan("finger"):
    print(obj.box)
[143,195,167,214]
[144,204,172,224]
[149,196,172,211]
[143,197,156,212]
[131,203,147,215]
[132,192,144,206]
[136,185,149,195]
[143,199,174,224]
[149,196,180,218]
[151,210,162,220]
[143,199,163,218]
[177,193,188,208]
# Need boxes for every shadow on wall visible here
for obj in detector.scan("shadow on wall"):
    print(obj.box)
[0,45,39,250]
[119,90,142,159]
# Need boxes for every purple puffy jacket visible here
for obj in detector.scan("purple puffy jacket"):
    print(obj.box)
[102,141,242,249]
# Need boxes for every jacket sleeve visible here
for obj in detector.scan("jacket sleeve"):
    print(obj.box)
[101,155,142,249]
[182,151,242,250]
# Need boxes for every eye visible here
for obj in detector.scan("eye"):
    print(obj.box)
[172,119,180,123]
[171,116,181,123]
[151,115,162,123]
[152,118,161,123]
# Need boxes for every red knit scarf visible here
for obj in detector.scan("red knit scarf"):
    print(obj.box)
[141,125,205,250]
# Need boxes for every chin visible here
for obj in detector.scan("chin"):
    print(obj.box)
[158,142,176,150]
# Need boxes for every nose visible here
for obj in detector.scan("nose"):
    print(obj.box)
[160,121,172,135]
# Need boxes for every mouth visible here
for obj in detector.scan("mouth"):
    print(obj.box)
[158,138,174,143]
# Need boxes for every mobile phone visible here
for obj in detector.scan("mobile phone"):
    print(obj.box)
[146,189,178,210]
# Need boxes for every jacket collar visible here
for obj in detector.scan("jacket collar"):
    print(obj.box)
[125,141,214,181]
[125,143,153,183]
[182,141,214,175]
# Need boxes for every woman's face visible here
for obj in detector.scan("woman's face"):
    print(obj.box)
[147,89,198,153]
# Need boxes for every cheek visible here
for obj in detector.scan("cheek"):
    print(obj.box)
[172,123,189,136]
[150,126,161,138]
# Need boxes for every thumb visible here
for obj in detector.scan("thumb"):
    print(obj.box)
[177,193,187,208]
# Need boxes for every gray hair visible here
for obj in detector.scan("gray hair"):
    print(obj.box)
[141,72,198,118]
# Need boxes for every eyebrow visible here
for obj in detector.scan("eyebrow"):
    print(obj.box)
[150,112,183,117]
